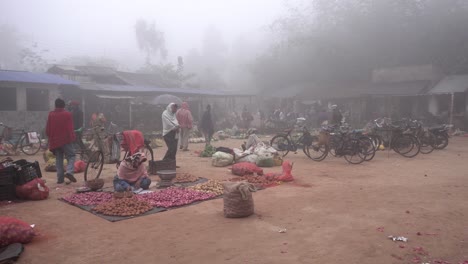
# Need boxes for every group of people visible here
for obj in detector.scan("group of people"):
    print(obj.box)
[161,102,214,161]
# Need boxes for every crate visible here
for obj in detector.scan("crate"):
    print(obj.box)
[0,166,16,185]
[149,160,176,175]
[0,184,16,201]
[12,160,42,186]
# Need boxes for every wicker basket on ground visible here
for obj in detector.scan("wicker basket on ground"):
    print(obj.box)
[85,178,104,191]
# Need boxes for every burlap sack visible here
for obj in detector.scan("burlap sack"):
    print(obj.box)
[223,181,256,218]
[318,131,330,146]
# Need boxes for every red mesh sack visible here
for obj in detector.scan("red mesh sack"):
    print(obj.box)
[232,162,263,176]
[0,217,36,247]
[15,178,49,201]
[74,160,86,173]
[263,161,294,182]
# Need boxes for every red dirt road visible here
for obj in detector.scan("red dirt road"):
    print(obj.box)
[1,137,467,264]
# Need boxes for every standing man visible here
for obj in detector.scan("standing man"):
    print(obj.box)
[162,103,179,161]
[46,98,77,184]
[200,105,214,146]
[176,102,193,151]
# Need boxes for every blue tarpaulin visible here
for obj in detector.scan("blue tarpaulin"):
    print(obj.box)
[0,70,78,85]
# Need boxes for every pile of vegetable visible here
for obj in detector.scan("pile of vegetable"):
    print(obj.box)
[229,175,279,188]
[137,188,216,208]
[93,197,152,216]
[200,145,217,157]
[62,192,113,206]
[189,180,224,196]
[174,173,199,183]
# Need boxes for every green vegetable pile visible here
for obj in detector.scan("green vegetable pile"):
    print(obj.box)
[200,145,216,157]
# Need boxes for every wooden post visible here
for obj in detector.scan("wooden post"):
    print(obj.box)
[449,92,455,125]
[129,101,133,129]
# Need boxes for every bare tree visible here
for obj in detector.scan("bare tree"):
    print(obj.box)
[135,19,167,64]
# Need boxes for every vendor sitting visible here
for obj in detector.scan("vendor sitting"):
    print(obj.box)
[113,152,151,192]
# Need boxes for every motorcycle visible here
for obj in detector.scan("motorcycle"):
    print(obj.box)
[429,124,453,150]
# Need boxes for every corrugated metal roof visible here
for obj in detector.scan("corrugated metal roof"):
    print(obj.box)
[80,83,231,96]
[428,75,468,94]
[269,85,306,98]
[364,81,430,96]
[0,70,78,85]
[95,94,135,99]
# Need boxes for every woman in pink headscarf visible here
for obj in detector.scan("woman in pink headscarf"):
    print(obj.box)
[176,102,193,151]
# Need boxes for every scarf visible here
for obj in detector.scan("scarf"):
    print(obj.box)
[162,103,179,136]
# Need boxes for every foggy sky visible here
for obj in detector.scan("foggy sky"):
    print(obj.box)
[0,0,285,69]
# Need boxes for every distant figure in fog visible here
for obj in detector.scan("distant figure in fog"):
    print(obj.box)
[162,103,180,161]
[46,98,77,184]
[176,102,193,151]
[200,105,214,146]
[242,106,254,129]
[68,100,85,150]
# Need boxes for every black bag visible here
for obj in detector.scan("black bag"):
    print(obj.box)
[216,147,234,155]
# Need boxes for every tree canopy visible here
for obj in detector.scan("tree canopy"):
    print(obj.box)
[253,0,468,89]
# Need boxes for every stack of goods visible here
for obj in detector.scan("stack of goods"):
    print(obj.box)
[0,158,47,201]
[137,187,216,208]
[231,162,263,176]
[223,182,256,218]
[189,180,224,196]
[93,197,152,216]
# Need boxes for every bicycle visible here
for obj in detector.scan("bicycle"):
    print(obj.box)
[404,119,435,154]
[327,126,376,163]
[84,128,154,181]
[368,118,420,158]
[0,123,41,156]
[270,118,328,161]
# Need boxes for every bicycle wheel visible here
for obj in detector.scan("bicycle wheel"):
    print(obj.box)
[20,134,41,155]
[393,134,420,158]
[343,139,365,164]
[144,145,154,161]
[303,136,328,161]
[419,131,435,154]
[270,135,291,157]
[84,151,104,181]
[358,136,376,161]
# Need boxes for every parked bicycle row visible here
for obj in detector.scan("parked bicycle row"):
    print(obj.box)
[270,117,452,165]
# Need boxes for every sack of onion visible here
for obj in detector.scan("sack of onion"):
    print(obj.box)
[93,197,152,216]
[223,182,256,218]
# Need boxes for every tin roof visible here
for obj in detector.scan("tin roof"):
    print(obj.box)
[0,70,78,85]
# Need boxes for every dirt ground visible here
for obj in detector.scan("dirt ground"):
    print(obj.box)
[1,137,467,264]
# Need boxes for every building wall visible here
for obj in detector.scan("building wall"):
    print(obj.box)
[0,111,49,135]
[0,82,61,135]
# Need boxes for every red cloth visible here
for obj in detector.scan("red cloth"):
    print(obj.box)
[46,108,75,150]
[176,102,193,129]
[121,130,145,155]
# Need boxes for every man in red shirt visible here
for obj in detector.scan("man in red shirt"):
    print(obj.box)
[46,98,77,184]
[176,102,193,151]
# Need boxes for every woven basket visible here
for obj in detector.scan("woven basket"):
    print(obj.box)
[85,179,104,191]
